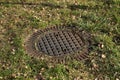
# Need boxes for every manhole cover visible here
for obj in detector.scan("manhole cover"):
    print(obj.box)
[25,25,92,63]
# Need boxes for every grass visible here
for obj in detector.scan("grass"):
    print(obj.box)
[0,0,120,80]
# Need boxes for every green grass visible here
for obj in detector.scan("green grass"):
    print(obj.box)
[0,0,120,80]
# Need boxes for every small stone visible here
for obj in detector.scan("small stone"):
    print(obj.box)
[101,54,106,58]
[25,66,28,69]
[0,77,3,79]
[116,78,119,80]
[24,74,27,77]
[17,72,21,76]
[91,59,95,63]
[98,43,104,48]
[41,68,45,71]
[11,74,16,78]
[11,50,15,54]
[95,78,98,80]
[95,53,98,55]
[72,16,76,20]
[39,73,42,75]
[35,73,44,80]
[101,44,104,48]
[50,76,53,79]
[93,63,98,68]
[41,57,44,60]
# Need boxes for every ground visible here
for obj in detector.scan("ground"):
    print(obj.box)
[0,0,120,80]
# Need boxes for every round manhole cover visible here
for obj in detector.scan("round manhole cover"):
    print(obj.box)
[25,26,92,63]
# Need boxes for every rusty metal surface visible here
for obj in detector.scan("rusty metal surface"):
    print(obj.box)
[25,25,92,63]
[37,31,84,56]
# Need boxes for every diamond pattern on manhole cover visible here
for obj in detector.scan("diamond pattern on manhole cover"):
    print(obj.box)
[25,26,92,63]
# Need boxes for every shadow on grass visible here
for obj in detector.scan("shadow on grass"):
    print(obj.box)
[67,4,101,10]
[0,1,116,10]
[67,0,116,10]
[0,1,102,10]
[0,2,40,5]
[113,35,120,45]
[68,4,89,10]
[0,2,62,8]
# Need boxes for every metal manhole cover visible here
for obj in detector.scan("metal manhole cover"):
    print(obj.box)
[25,25,92,63]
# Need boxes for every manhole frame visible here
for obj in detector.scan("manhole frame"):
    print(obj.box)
[24,25,93,63]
